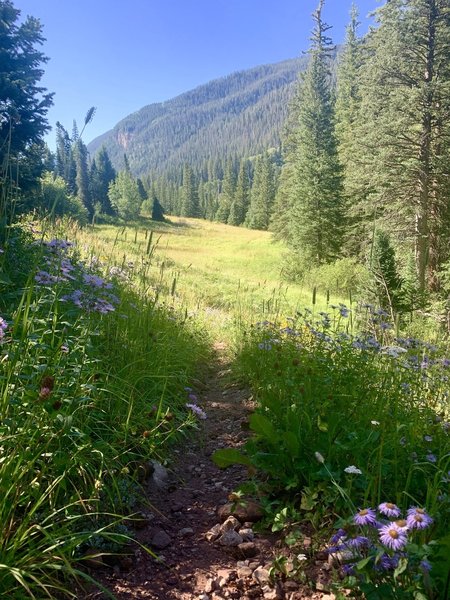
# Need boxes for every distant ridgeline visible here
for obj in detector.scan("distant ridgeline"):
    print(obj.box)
[87,57,310,178]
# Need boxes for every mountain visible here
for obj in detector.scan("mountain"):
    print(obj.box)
[87,57,309,177]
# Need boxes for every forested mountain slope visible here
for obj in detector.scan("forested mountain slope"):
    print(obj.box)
[88,57,309,176]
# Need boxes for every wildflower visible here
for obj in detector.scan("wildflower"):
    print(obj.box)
[426,453,437,463]
[314,451,325,464]
[424,435,433,443]
[35,270,59,285]
[345,536,371,549]
[39,386,52,400]
[0,317,7,341]
[342,563,356,576]
[186,403,207,420]
[379,553,400,571]
[406,507,433,530]
[354,508,377,527]
[379,522,408,551]
[258,342,272,351]
[371,420,380,426]
[378,502,401,518]
[394,519,409,531]
[400,436,407,446]
[420,559,432,573]
[330,529,347,544]
[339,304,350,318]
[60,345,69,353]
[188,393,198,402]
[380,321,394,331]
[344,465,362,475]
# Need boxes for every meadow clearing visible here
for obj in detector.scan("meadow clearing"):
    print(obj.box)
[0,215,448,599]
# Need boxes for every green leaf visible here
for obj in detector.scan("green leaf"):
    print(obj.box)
[317,415,328,432]
[393,556,408,579]
[212,448,253,469]
[249,413,278,441]
[284,431,299,456]
[356,556,372,570]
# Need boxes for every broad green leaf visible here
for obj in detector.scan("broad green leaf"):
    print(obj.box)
[249,413,278,441]
[212,448,253,468]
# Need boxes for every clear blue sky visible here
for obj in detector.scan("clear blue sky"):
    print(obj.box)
[14,0,379,148]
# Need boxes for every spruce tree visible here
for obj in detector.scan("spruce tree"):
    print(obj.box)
[354,0,450,291]
[245,153,276,230]
[272,0,344,266]
[0,1,53,171]
[216,158,236,223]
[180,164,199,217]
[90,146,116,215]
[228,159,250,225]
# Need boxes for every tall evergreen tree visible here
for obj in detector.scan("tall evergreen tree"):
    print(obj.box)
[245,153,276,230]
[0,1,53,174]
[216,158,236,223]
[272,0,344,266]
[228,159,250,225]
[354,0,450,292]
[180,164,199,217]
[90,146,116,215]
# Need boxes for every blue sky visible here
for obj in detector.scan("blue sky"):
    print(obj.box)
[14,0,379,148]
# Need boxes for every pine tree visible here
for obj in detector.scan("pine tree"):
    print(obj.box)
[272,0,344,266]
[245,153,276,230]
[90,146,116,215]
[335,5,365,253]
[228,159,250,225]
[180,164,199,217]
[354,0,450,291]
[0,1,53,171]
[216,158,236,223]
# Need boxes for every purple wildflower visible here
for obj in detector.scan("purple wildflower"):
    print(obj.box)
[379,523,408,551]
[420,559,432,573]
[378,502,401,518]
[330,528,347,545]
[424,435,433,443]
[188,393,198,402]
[35,270,59,285]
[354,508,377,527]
[406,508,433,530]
[379,553,400,571]
[186,403,207,420]
[345,536,371,549]
[342,563,356,576]
[426,453,437,463]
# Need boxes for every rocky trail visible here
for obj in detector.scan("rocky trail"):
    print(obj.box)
[82,344,334,600]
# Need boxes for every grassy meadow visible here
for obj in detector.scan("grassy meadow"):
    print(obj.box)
[0,214,448,599]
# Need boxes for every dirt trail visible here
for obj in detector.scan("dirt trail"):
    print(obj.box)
[82,344,332,600]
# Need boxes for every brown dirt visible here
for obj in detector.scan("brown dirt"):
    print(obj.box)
[80,343,335,600]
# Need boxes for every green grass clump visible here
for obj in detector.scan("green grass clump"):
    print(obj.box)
[0,220,209,597]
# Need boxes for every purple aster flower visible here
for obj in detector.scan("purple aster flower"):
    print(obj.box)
[354,508,377,527]
[378,502,401,518]
[406,508,433,530]
[330,528,347,545]
[188,393,198,402]
[420,559,432,573]
[185,403,207,420]
[393,519,409,531]
[379,553,400,571]
[342,563,356,576]
[35,270,59,285]
[426,453,437,463]
[345,536,371,549]
[379,523,408,551]
[424,435,433,443]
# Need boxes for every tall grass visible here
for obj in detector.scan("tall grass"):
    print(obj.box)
[0,217,209,597]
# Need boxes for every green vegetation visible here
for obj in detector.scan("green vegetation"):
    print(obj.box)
[1,0,450,598]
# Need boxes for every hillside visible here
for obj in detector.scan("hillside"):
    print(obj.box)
[87,57,309,176]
